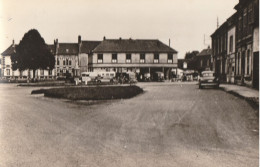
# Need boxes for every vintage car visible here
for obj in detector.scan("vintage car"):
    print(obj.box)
[95,71,116,83]
[152,72,164,81]
[199,71,220,89]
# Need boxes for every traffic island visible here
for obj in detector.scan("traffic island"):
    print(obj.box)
[31,86,143,100]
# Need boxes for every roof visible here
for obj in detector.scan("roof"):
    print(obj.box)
[211,21,228,37]
[47,45,55,54]
[81,41,101,53]
[197,48,212,57]
[1,44,17,55]
[57,43,78,55]
[93,39,177,53]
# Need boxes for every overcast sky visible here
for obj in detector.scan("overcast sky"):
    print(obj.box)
[1,0,237,58]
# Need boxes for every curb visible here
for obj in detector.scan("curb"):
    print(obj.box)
[219,87,259,110]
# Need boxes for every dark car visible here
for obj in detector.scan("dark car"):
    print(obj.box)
[152,72,164,81]
[199,71,219,89]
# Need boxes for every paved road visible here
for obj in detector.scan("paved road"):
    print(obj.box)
[0,83,258,167]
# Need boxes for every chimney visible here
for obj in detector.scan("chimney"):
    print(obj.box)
[78,35,81,44]
[78,35,82,54]
[56,39,59,49]
[119,37,122,40]
[12,39,15,47]
[169,38,171,47]
[103,36,106,40]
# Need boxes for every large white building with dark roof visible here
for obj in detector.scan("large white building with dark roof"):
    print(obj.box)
[90,37,178,79]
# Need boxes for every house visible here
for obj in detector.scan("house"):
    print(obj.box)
[1,40,55,79]
[234,0,259,88]
[54,36,101,78]
[211,21,228,82]
[226,13,237,83]
[196,47,212,73]
[212,0,259,88]
[1,36,101,79]
[90,37,178,79]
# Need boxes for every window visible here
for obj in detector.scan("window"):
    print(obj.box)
[140,54,145,63]
[57,59,60,65]
[49,70,52,76]
[69,60,71,65]
[243,8,248,34]
[126,54,131,63]
[112,53,117,63]
[248,3,253,24]
[66,59,68,65]
[167,54,173,63]
[229,35,233,53]
[238,52,240,75]
[63,60,65,65]
[98,54,103,63]
[154,53,159,63]
[6,69,10,76]
[247,50,250,75]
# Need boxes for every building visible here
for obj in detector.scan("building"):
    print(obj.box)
[53,36,100,78]
[1,41,55,79]
[1,36,100,79]
[1,37,177,80]
[212,0,259,87]
[90,38,178,79]
[196,47,212,73]
[226,13,237,83]
[234,0,259,88]
[211,22,228,82]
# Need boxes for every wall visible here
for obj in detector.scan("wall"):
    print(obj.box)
[92,52,178,65]
[253,27,259,52]
[79,53,88,72]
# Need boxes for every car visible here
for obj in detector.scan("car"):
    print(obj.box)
[199,71,219,89]
[95,72,115,84]
[152,71,164,81]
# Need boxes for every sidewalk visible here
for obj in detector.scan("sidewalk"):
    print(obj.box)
[220,84,259,107]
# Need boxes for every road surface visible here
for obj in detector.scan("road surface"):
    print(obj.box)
[0,83,258,167]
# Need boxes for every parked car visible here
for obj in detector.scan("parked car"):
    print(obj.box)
[152,71,164,81]
[199,71,219,89]
[95,71,116,84]
[81,72,92,84]
[144,73,151,82]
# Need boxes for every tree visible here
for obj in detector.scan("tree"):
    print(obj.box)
[11,29,55,79]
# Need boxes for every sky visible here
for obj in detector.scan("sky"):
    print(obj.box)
[0,0,238,58]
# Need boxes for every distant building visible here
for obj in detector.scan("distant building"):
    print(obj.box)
[211,21,228,82]
[90,38,178,79]
[196,47,212,73]
[53,36,101,78]
[1,36,178,80]
[1,41,55,79]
